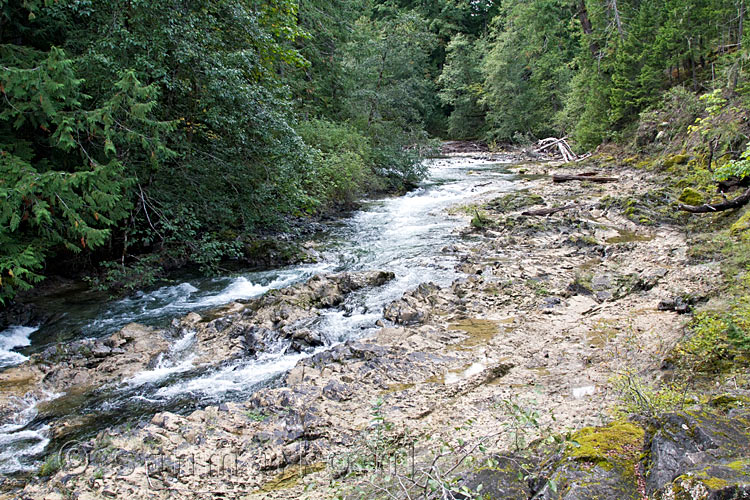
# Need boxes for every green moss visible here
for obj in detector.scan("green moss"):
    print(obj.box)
[708,394,750,410]
[729,209,750,237]
[486,191,545,213]
[566,422,645,470]
[726,458,750,472]
[636,160,653,169]
[664,154,689,168]
[701,476,729,490]
[678,187,705,206]
[38,454,62,477]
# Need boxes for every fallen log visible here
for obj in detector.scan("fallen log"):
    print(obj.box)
[552,174,618,183]
[678,186,750,213]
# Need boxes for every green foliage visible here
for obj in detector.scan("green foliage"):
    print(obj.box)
[38,453,62,478]
[715,140,750,181]
[85,256,163,296]
[1,0,436,300]
[480,0,579,142]
[0,38,173,302]
[497,396,546,452]
[614,373,691,418]
[676,300,750,372]
[297,119,374,206]
[438,33,485,139]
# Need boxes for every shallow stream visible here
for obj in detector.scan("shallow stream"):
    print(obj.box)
[0,155,519,474]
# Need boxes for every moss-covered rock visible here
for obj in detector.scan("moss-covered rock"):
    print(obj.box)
[648,409,750,499]
[678,187,705,206]
[664,154,690,169]
[535,422,646,500]
[486,191,545,213]
[566,422,645,468]
[729,208,750,237]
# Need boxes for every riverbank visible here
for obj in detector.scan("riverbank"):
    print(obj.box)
[6,150,750,499]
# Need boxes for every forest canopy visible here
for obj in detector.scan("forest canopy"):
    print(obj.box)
[2,0,749,301]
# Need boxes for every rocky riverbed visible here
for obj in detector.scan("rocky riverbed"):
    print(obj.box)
[4,152,749,499]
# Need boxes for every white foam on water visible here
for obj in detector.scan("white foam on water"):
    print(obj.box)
[89,262,336,335]
[126,329,197,387]
[0,326,38,368]
[0,390,61,474]
[0,426,50,474]
[153,349,317,399]
[126,355,198,388]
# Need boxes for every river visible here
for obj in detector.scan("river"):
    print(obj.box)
[0,155,519,475]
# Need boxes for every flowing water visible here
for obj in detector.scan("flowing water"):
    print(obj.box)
[0,155,518,475]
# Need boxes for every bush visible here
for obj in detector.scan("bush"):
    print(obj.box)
[676,301,750,373]
[297,119,374,207]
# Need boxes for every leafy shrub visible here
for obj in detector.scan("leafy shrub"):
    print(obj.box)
[676,301,750,372]
[297,119,373,207]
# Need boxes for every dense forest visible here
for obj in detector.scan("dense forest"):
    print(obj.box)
[2,0,750,302]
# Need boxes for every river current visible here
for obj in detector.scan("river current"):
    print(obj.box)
[0,155,518,474]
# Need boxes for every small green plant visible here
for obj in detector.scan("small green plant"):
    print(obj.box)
[38,454,62,477]
[525,278,550,297]
[613,372,691,418]
[244,409,269,422]
[471,209,489,229]
[498,396,545,452]
[676,302,750,373]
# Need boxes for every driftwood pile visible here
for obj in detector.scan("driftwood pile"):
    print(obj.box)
[535,137,591,163]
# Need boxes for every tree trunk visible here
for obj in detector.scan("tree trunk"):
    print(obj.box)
[577,0,600,56]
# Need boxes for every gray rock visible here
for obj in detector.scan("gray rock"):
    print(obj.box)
[459,456,532,499]
[537,462,642,500]
[91,343,112,358]
[648,409,750,499]
[322,380,353,402]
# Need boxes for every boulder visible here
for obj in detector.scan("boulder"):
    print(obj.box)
[648,409,750,499]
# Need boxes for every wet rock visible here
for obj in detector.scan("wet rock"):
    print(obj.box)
[383,301,424,325]
[290,329,324,349]
[384,282,442,326]
[536,462,643,500]
[541,296,562,309]
[91,343,112,358]
[591,274,612,290]
[657,296,694,314]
